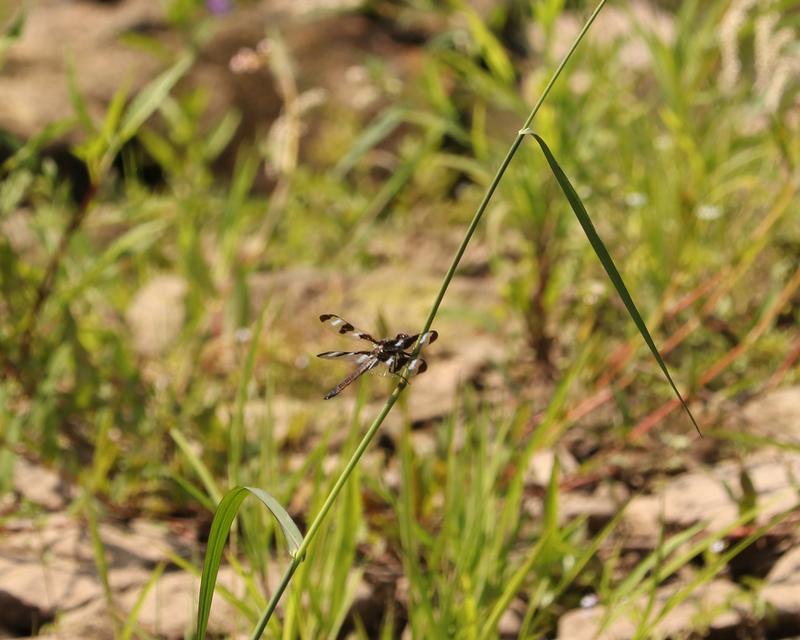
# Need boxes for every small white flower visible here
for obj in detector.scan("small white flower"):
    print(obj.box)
[625,192,647,207]
[697,204,722,221]
[580,593,599,608]
[229,48,263,74]
[234,327,253,344]
[711,539,726,553]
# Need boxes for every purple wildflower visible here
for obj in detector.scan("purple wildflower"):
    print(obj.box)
[207,0,232,16]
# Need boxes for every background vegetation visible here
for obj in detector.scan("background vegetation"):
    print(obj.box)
[1,0,798,638]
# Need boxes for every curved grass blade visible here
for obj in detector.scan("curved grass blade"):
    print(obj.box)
[521,130,702,437]
[196,486,303,639]
[170,427,222,505]
[333,107,406,178]
[118,54,194,144]
[121,562,166,640]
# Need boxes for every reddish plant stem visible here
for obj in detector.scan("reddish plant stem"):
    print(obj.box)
[767,335,800,388]
[18,182,97,364]
[525,182,795,438]
[629,265,800,438]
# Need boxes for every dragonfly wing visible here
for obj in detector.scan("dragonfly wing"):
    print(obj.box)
[319,314,378,344]
[317,350,375,363]
[323,357,379,399]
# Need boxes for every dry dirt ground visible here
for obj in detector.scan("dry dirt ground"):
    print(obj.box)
[4,387,800,639]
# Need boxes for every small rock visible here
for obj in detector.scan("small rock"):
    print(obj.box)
[767,545,800,584]
[526,447,578,487]
[498,599,525,638]
[13,458,73,510]
[741,386,800,442]
[560,490,618,532]
[0,514,191,635]
[624,452,800,542]
[762,544,800,628]
[57,567,244,639]
[126,275,187,357]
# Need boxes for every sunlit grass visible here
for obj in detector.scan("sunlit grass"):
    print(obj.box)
[1,0,798,638]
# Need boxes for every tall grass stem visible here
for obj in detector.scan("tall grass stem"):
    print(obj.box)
[248,3,607,637]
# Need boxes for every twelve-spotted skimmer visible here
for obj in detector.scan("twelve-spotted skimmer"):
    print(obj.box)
[317,314,438,399]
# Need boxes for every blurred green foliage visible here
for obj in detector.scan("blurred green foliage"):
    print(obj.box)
[1,0,798,637]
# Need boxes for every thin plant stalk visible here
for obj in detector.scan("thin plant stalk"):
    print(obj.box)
[248,3,607,637]
[417,0,607,340]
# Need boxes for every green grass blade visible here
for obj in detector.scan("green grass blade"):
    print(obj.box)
[522,131,702,437]
[167,471,216,512]
[65,219,169,299]
[459,0,515,84]
[196,486,303,639]
[611,520,706,604]
[596,509,757,637]
[229,313,265,487]
[120,562,166,640]
[203,109,242,162]
[169,552,260,621]
[542,453,560,536]
[243,486,304,555]
[101,84,132,148]
[66,57,98,135]
[553,505,625,599]
[333,107,406,178]
[526,503,629,634]
[170,428,222,505]
[83,492,120,635]
[118,54,193,144]
[652,506,796,628]
[0,119,76,173]
[479,532,551,639]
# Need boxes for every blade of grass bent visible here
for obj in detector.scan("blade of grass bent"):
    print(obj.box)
[196,486,303,639]
[521,131,702,437]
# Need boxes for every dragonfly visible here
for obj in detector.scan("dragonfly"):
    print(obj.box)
[317,313,438,400]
